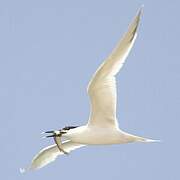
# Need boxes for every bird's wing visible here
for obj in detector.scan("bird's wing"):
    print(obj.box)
[21,141,85,172]
[87,8,142,128]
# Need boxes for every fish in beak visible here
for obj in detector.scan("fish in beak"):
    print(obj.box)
[44,130,69,155]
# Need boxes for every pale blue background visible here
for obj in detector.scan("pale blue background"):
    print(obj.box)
[1,0,179,179]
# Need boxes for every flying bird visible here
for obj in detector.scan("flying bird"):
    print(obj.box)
[21,7,159,173]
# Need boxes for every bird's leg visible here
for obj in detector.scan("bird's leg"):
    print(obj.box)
[44,130,69,155]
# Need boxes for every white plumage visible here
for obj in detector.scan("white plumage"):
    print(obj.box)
[21,141,85,172]
[22,7,159,172]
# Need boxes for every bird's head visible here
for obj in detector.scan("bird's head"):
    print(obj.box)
[43,126,79,138]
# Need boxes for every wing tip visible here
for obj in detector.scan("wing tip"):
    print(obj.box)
[20,167,27,174]
[20,165,38,174]
[136,5,144,21]
[139,5,144,15]
[20,164,33,174]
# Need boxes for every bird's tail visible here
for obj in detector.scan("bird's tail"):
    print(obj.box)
[135,136,161,143]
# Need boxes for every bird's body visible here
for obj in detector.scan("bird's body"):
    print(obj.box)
[62,126,147,145]
[21,7,159,172]
[62,125,124,145]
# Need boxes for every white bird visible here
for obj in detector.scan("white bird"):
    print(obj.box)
[21,7,159,172]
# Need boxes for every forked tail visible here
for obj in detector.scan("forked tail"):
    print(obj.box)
[136,136,161,143]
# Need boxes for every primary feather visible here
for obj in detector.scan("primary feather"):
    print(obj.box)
[21,141,85,172]
[87,8,142,128]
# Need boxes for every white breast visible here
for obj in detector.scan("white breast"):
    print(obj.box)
[63,125,130,145]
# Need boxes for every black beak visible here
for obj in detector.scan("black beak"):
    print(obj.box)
[46,134,56,138]
[43,130,67,138]
[45,130,55,134]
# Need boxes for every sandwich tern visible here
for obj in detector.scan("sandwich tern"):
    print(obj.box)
[21,6,159,173]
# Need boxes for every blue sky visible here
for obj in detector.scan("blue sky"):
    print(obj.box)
[1,0,179,179]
